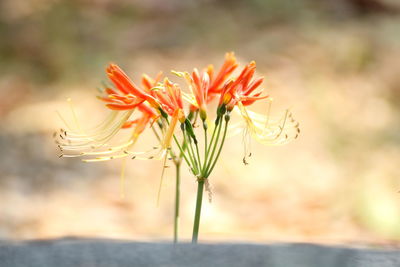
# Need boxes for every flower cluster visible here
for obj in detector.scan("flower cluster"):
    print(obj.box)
[55,52,299,242]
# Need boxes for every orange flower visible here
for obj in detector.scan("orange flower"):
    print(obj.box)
[219,61,268,111]
[151,78,186,150]
[208,52,238,96]
[152,78,185,122]
[98,87,145,111]
[106,64,160,108]
[179,68,210,119]
[175,52,237,118]
[57,65,164,162]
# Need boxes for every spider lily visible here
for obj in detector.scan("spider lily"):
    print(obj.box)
[56,53,299,244]
[57,65,162,162]
[207,52,238,97]
[175,68,210,120]
[152,78,186,150]
[215,61,298,163]
[219,61,268,111]
[106,64,160,109]
[174,52,238,120]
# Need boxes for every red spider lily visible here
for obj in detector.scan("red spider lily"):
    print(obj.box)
[177,52,237,117]
[152,78,185,122]
[151,78,186,149]
[180,68,210,118]
[207,52,238,96]
[99,66,164,111]
[106,64,160,108]
[219,61,268,111]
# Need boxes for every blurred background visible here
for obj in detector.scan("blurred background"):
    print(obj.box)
[0,0,400,245]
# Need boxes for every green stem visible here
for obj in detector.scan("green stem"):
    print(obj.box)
[203,118,223,175]
[192,179,205,243]
[174,162,181,243]
[205,118,229,177]
[203,121,208,162]
[186,132,200,174]
[195,142,202,169]
[182,130,199,175]
[173,135,191,168]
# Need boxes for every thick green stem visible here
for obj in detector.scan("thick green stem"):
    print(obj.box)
[192,179,205,243]
[174,163,181,243]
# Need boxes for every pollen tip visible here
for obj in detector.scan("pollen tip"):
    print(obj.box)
[132,156,136,160]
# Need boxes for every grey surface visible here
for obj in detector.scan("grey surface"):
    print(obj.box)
[0,238,399,267]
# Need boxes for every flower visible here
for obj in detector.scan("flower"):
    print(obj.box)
[177,68,210,120]
[219,61,268,111]
[151,78,186,150]
[207,52,238,97]
[57,66,163,162]
[106,64,160,108]
[173,52,238,120]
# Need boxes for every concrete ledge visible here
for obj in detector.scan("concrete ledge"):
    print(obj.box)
[0,238,399,267]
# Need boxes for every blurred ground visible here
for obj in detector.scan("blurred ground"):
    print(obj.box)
[0,0,400,245]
